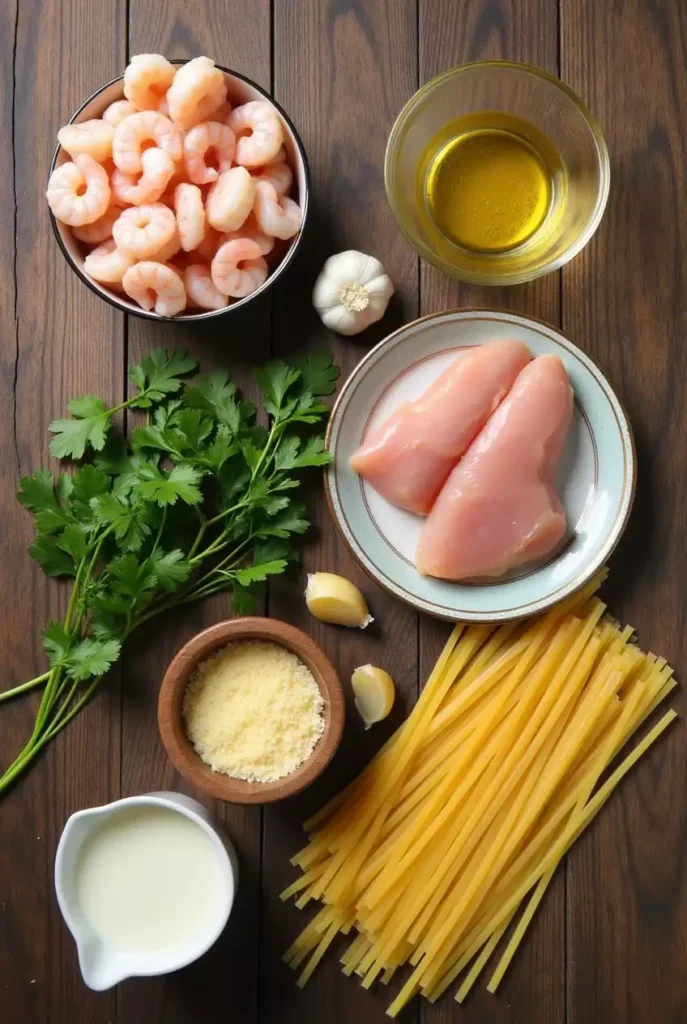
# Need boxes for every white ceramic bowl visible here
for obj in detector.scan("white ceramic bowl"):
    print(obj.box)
[49,61,310,321]
[55,791,238,990]
[326,309,635,622]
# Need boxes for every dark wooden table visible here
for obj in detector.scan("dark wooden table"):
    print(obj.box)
[2,1,687,1022]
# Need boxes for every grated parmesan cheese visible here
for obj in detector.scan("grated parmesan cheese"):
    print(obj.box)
[182,641,325,783]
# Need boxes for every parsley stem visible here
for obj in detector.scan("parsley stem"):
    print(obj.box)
[250,419,280,482]
[44,676,101,740]
[0,671,51,702]
[204,498,252,529]
[104,392,155,419]
[32,666,63,738]
[151,506,167,556]
[64,556,88,631]
[0,675,100,794]
[187,519,207,559]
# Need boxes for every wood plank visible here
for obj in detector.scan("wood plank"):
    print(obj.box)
[561,1,687,1021]
[263,1,420,1022]
[121,4,271,1023]
[418,3,563,1022]
[0,2,125,1023]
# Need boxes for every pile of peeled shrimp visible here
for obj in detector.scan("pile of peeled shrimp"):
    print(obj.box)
[46,54,302,316]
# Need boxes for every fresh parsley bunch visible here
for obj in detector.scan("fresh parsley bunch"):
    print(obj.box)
[1,349,339,795]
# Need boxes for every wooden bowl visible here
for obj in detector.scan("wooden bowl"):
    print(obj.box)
[157,618,345,805]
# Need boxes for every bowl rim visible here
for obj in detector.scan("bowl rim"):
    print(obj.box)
[49,60,311,321]
[157,617,345,804]
[384,59,611,286]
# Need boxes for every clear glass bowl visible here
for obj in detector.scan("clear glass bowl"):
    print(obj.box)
[385,61,610,286]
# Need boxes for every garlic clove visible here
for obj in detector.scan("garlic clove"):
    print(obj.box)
[305,572,373,628]
[351,664,396,729]
[321,305,361,336]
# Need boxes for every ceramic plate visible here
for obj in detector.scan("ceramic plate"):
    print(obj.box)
[325,310,635,622]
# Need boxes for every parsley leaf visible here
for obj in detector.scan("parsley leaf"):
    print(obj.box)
[135,463,203,507]
[72,465,110,506]
[274,436,301,471]
[57,524,89,562]
[183,370,241,428]
[64,638,121,681]
[132,424,183,457]
[252,537,293,564]
[275,435,331,470]
[148,549,191,591]
[49,396,110,459]
[255,503,309,538]
[197,425,238,472]
[29,535,79,577]
[129,349,197,406]
[254,361,302,418]
[233,560,289,585]
[107,553,157,598]
[295,349,340,396]
[17,470,58,512]
[92,493,153,552]
[42,621,72,664]
[231,580,257,615]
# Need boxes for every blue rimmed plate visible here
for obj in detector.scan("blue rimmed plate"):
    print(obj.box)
[325,309,635,622]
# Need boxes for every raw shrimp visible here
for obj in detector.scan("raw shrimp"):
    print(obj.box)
[102,99,137,128]
[183,121,236,185]
[174,183,205,251]
[110,147,176,205]
[184,264,228,310]
[205,166,255,232]
[167,56,227,131]
[158,164,188,207]
[46,154,111,226]
[124,54,176,111]
[112,202,176,258]
[220,212,274,256]
[254,155,293,197]
[210,238,267,298]
[167,249,197,273]
[149,227,182,262]
[72,204,121,244]
[122,261,187,316]
[228,101,283,167]
[112,111,183,173]
[196,223,220,261]
[208,100,232,124]
[83,238,136,285]
[57,119,115,163]
[253,179,302,240]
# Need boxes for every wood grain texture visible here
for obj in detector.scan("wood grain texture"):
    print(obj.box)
[417,3,564,1022]
[0,3,125,1023]
[263,2,420,1022]
[561,1,687,1022]
[120,5,272,1024]
[2,1,687,1022]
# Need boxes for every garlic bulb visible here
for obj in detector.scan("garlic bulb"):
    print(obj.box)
[312,250,394,336]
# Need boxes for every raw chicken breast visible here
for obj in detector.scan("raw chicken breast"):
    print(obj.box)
[415,355,573,580]
[349,340,531,514]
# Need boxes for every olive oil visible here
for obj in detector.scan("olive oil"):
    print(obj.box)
[418,112,566,256]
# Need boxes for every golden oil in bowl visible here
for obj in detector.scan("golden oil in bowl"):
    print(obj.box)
[417,112,567,260]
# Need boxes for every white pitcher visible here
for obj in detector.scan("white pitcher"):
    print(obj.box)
[55,791,238,991]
